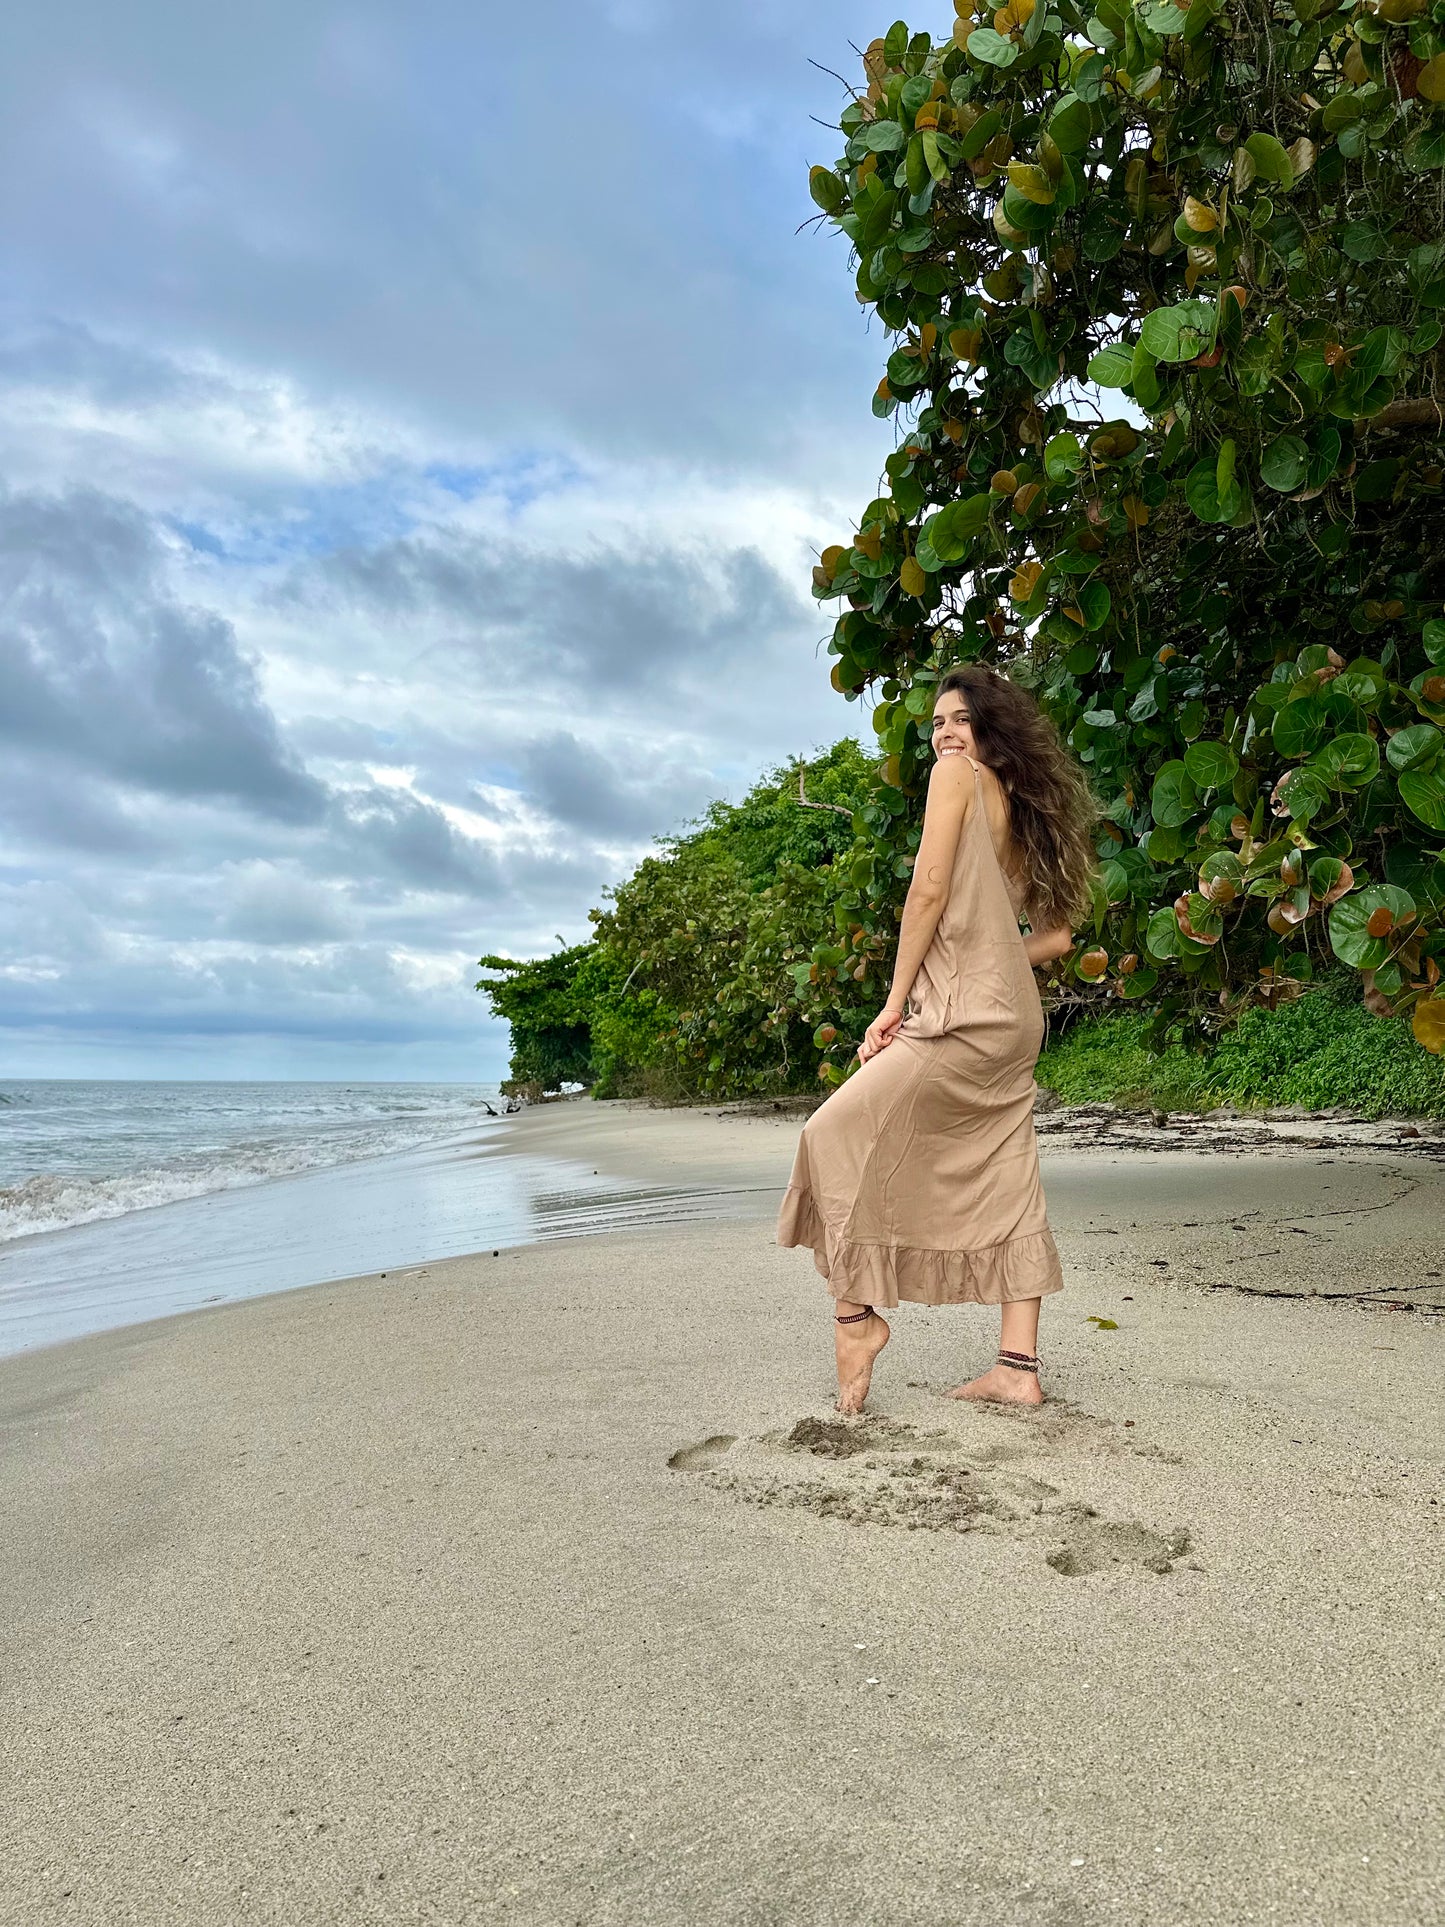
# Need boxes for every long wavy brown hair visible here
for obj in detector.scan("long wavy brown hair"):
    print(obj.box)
[935,664,1098,931]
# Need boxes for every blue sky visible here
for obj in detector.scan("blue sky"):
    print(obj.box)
[0,0,904,1080]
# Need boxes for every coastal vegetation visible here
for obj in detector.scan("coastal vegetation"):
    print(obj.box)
[803,0,1445,1069]
[1036,971,1445,1114]
[476,738,1445,1113]
[482,0,1445,1112]
[477,740,872,1100]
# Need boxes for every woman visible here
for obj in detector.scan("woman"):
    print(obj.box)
[776,664,1096,1414]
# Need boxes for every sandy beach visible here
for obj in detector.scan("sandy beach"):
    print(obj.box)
[2,1099,1443,1927]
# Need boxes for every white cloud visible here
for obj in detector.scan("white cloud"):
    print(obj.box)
[0,1,896,1074]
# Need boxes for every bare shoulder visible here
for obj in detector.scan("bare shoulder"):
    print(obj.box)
[926,752,977,803]
[924,754,977,831]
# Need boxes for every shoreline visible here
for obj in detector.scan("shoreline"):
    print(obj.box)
[6,1092,1445,1365]
[1,1100,1441,1923]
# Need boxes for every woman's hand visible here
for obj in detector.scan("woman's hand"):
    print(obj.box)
[858,1003,904,1064]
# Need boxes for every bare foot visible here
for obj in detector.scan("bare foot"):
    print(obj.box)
[946,1362,1044,1406]
[835,1311,890,1415]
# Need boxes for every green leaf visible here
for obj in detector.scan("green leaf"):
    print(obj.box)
[1340,221,1389,264]
[1386,723,1444,774]
[1201,850,1244,889]
[1410,670,1445,723]
[1001,184,1055,233]
[1048,94,1093,154]
[1099,857,1130,900]
[1399,765,1445,831]
[1358,325,1408,382]
[863,119,906,154]
[1272,697,1326,759]
[1145,906,1183,959]
[1142,0,1190,31]
[1329,885,1417,968]
[1408,241,1445,306]
[1044,432,1084,481]
[1181,892,1224,943]
[1422,620,1445,667]
[1354,459,1401,506]
[1111,960,1155,1001]
[1244,131,1294,187]
[1183,740,1239,789]
[1185,459,1224,523]
[1333,659,1386,709]
[921,492,992,563]
[1073,52,1110,101]
[1308,856,1347,901]
[1140,302,1215,363]
[1077,580,1112,631]
[1088,343,1134,387]
[968,26,1021,64]
[1307,732,1379,790]
[1404,121,1445,172]
[1274,767,1330,823]
[890,469,926,520]
[1142,823,1186,862]
[809,167,847,214]
[1151,760,1200,828]
[1260,434,1309,493]
[957,107,1003,161]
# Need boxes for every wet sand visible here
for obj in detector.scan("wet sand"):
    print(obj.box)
[2,1099,1443,1926]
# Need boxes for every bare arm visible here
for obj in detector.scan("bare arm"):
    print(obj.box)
[858,757,970,1062]
[1023,923,1074,967]
[885,754,972,1012]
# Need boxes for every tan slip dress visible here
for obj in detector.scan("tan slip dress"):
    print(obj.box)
[775,754,1064,1308]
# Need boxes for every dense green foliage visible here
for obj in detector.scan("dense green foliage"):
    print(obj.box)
[476,742,874,1097]
[1037,972,1445,1112]
[804,0,1445,1061]
[478,743,1442,1113]
[475,942,599,1096]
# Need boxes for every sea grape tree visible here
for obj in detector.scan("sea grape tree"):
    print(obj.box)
[806,0,1445,1056]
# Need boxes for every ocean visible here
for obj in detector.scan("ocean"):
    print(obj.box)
[0,1079,509,1242]
[0,1081,757,1357]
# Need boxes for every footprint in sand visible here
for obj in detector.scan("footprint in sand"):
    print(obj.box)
[1045,1512,1192,1577]
[668,1411,1194,1575]
[666,1435,737,1472]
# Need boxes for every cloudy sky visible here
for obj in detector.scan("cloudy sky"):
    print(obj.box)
[0,0,901,1081]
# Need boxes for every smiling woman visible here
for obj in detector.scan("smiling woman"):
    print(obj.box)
[776,664,1096,1415]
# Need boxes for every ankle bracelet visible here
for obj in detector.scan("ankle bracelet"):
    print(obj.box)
[997,1348,1039,1374]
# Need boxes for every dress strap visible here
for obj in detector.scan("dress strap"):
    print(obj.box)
[958,752,986,827]
[957,753,1017,888]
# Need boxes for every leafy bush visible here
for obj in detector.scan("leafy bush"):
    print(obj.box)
[475,943,597,1095]
[477,741,878,1099]
[804,1,1445,1062]
[1038,973,1445,1115]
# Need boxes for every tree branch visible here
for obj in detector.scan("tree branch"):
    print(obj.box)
[797,766,854,817]
[1357,396,1445,434]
